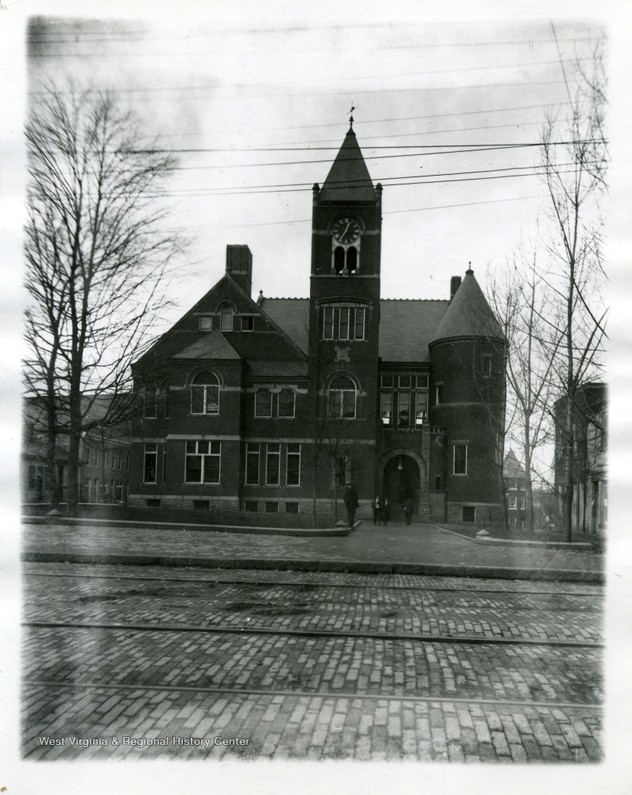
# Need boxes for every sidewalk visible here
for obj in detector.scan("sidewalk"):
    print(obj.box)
[22,519,604,583]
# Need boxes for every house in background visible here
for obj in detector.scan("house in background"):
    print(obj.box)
[503,449,526,528]
[128,124,507,527]
[554,382,607,536]
[22,396,131,508]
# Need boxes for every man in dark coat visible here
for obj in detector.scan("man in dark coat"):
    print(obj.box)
[344,483,359,529]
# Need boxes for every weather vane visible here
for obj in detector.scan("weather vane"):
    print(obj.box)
[348,104,356,128]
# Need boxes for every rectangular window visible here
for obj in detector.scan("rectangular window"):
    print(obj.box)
[435,384,443,405]
[453,443,468,476]
[398,375,411,389]
[144,443,157,483]
[199,315,213,331]
[255,389,273,418]
[265,443,281,486]
[322,306,366,341]
[342,389,356,419]
[245,443,260,485]
[286,443,301,486]
[397,392,410,427]
[241,316,254,332]
[416,374,429,389]
[462,506,476,523]
[338,307,350,341]
[278,389,296,418]
[509,495,517,509]
[285,502,299,514]
[354,307,366,341]
[380,391,393,425]
[146,498,161,508]
[193,500,210,511]
[414,392,428,426]
[381,375,394,388]
[265,501,278,513]
[185,440,221,484]
[245,501,259,512]
[323,306,334,340]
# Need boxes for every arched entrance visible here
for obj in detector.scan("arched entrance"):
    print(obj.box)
[382,454,421,520]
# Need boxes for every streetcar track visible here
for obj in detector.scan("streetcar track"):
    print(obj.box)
[23,678,603,711]
[23,569,604,599]
[23,619,604,648]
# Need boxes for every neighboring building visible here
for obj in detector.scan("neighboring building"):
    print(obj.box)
[22,396,131,507]
[554,382,607,536]
[503,449,526,527]
[129,124,506,525]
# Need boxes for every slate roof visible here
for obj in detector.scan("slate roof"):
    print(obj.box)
[318,126,375,202]
[430,268,504,345]
[379,300,449,363]
[259,298,310,354]
[260,297,450,363]
[172,330,241,360]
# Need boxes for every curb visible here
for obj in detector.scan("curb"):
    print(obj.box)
[21,551,605,584]
[474,537,593,550]
[22,515,352,538]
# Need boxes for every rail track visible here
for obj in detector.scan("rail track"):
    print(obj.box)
[21,562,604,761]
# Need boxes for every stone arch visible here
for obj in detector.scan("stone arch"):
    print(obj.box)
[379,448,428,518]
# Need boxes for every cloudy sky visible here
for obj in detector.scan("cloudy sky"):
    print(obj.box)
[23,9,607,318]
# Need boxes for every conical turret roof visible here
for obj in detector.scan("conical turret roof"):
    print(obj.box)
[319,125,375,202]
[430,268,504,345]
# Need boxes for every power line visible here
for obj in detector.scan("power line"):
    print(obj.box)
[162,161,585,196]
[144,167,581,199]
[166,193,544,231]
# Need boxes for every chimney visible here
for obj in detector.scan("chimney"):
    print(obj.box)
[450,275,461,300]
[225,245,252,297]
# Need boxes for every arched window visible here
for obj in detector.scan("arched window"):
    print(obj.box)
[219,305,234,331]
[327,375,357,419]
[347,246,358,273]
[333,246,345,274]
[159,381,169,419]
[143,382,158,419]
[190,371,220,415]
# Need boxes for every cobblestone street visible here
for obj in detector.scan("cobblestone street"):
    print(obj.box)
[22,559,603,762]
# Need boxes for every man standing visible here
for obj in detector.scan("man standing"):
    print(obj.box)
[344,483,359,530]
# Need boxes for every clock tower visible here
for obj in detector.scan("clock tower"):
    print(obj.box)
[308,123,382,502]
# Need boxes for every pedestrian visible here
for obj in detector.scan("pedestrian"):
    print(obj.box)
[372,496,381,525]
[403,496,414,526]
[379,497,390,526]
[344,482,359,530]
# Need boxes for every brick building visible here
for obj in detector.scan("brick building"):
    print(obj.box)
[503,449,526,528]
[129,125,506,526]
[554,382,607,536]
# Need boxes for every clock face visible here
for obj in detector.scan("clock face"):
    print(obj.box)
[332,216,361,245]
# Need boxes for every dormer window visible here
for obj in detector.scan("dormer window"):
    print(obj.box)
[219,305,234,331]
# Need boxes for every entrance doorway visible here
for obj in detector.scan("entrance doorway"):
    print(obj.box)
[382,455,420,519]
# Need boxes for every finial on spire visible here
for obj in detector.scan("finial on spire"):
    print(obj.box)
[466,261,473,274]
[348,104,356,129]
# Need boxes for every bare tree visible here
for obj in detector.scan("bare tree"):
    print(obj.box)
[539,36,608,540]
[23,82,181,513]
[489,251,562,534]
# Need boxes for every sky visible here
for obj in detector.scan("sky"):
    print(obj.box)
[2,2,632,794]
[24,11,606,319]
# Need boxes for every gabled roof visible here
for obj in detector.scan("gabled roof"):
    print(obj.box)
[259,298,310,354]
[430,268,504,345]
[319,126,375,202]
[504,449,526,479]
[172,330,240,360]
